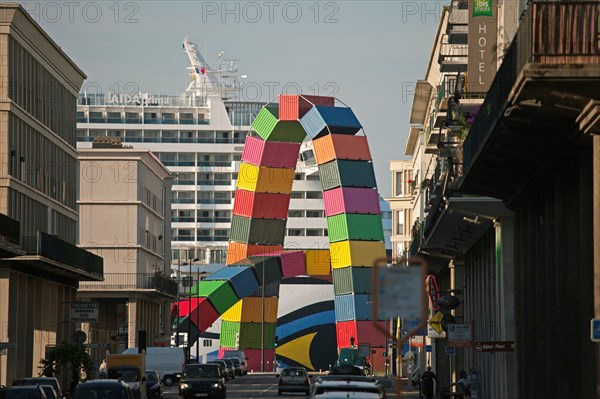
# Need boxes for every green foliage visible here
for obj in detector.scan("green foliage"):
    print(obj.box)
[38,341,94,387]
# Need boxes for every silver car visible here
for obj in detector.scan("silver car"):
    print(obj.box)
[277,367,312,396]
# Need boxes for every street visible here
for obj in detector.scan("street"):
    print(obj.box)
[161,374,421,398]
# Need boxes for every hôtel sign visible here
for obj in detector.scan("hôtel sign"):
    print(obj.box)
[468,0,498,93]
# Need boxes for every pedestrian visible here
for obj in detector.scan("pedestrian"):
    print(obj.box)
[445,370,471,397]
[420,366,437,399]
[98,359,107,378]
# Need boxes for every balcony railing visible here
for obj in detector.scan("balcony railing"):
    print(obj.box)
[79,272,177,296]
[463,1,600,171]
[197,199,231,204]
[37,232,103,277]
[0,213,20,246]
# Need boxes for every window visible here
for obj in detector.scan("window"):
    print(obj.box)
[290,192,303,199]
[294,173,305,180]
[306,210,323,218]
[306,191,323,199]
[396,210,405,235]
[288,210,303,218]
[395,172,403,196]
[287,229,303,236]
[306,229,322,236]
[306,173,320,181]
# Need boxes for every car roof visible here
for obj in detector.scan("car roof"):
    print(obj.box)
[317,375,379,383]
[313,380,382,388]
[2,386,42,390]
[313,392,381,398]
[74,379,129,388]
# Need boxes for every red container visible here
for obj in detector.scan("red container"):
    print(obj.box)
[218,347,235,358]
[242,136,301,168]
[189,297,220,331]
[323,187,381,217]
[243,349,276,372]
[262,250,306,278]
[336,320,387,349]
[232,189,290,220]
[227,242,284,265]
[371,348,387,373]
[313,134,372,165]
[279,94,335,121]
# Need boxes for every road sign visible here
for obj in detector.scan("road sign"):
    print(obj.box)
[445,346,455,356]
[70,302,99,323]
[475,341,514,352]
[592,319,600,342]
[0,342,16,349]
[376,266,423,320]
[428,311,444,334]
[447,324,473,348]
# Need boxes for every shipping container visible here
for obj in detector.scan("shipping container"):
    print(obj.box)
[226,242,283,265]
[334,294,373,322]
[300,106,362,139]
[230,215,287,245]
[231,256,283,286]
[247,280,281,298]
[251,106,306,143]
[305,249,331,276]
[330,241,386,268]
[319,160,377,191]
[238,322,278,350]
[278,251,306,278]
[223,297,279,323]
[241,136,301,169]
[237,163,295,194]
[188,297,220,331]
[193,280,239,314]
[218,347,235,358]
[232,189,290,220]
[326,214,384,242]
[220,320,241,348]
[205,266,260,299]
[279,94,335,121]
[174,298,202,318]
[336,320,387,348]
[332,267,373,295]
[243,349,276,372]
[371,348,387,373]
[313,134,372,165]
[323,187,380,216]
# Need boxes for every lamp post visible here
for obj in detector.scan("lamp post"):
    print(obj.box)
[185,257,200,363]
[261,257,265,372]
[175,255,181,347]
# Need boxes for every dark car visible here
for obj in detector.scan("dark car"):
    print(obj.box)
[206,360,234,381]
[0,386,47,398]
[12,378,61,398]
[145,370,162,399]
[40,386,58,399]
[179,363,226,399]
[276,367,312,396]
[227,358,244,376]
[70,379,134,399]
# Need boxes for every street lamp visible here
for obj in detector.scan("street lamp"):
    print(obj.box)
[261,257,265,372]
[185,257,200,363]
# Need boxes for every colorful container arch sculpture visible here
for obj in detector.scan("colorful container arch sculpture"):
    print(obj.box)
[173,94,387,371]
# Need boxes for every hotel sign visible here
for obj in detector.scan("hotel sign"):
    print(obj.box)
[468,0,498,93]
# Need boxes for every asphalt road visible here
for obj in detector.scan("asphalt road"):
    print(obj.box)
[162,373,421,398]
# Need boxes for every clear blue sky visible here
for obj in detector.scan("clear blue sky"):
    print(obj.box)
[31,0,446,196]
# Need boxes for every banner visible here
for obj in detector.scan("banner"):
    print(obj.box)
[473,0,493,16]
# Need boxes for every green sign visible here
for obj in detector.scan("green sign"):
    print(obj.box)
[473,0,493,17]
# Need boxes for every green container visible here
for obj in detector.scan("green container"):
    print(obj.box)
[231,256,282,286]
[230,215,286,245]
[192,280,239,314]
[238,322,277,349]
[220,320,241,348]
[326,213,384,242]
[251,106,306,143]
[319,160,377,191]
[332,267,373,295]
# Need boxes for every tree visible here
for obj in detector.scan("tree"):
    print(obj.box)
[39,342,94,391]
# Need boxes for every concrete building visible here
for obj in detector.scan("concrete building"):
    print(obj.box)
[0,3,103,385]
[404,1,599,397]
[78,139,176,356]
[386,160,414,265]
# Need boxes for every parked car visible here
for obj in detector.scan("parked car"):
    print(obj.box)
[12,377,62,398]
[206,360,234,381]
[70,379,134,399]
[0,386,47,399]
[227,358,244,376]
[40,385,58,399]
[218,359,237,379]
[145,370,163,399]
[277,367,312,396]
[222,351,247,375]
[179,363,226,399]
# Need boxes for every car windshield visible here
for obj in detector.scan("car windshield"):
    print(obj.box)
[183,365,220,378]
[283,369,306,377]
[71,388,127,399]
[108,367,140,382]
[145,372,159,382]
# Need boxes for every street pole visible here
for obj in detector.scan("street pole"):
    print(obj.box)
[176,256,181,347]
[261,258,265,372]
[196,267,200,362]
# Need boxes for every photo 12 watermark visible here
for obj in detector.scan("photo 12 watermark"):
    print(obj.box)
[200,1,339,24]
[20,1,140,24]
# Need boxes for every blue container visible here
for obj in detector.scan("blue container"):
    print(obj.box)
[231,256,283,286]
[300,106,362,139]
[334,294,372,322]
[247,280,281,298]
[206,266,260,299]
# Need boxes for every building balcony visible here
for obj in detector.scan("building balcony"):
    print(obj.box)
[447,0,468,44]
[438,36,467,73]
[79,272,178,297]
[0,213,22,257]
[461,1,600,200]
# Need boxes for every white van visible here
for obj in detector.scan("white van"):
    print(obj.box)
[123,347,185,386]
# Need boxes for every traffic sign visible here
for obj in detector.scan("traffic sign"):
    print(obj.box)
[475,341,514,352]
[445,346,455,356]
[428,311,444,334]
[591,319,600,342]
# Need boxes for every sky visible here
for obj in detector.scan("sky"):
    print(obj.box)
[29,0,446,197]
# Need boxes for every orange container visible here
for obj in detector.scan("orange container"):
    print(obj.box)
[313,134,372,165]
[226,241,283,265]
[305,249,332,276]
[279,94,335,121]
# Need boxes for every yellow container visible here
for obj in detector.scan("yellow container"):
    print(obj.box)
[305,249,331,275]
[222,297,279,323]
[330,241,386,268]
[236,163,295,194]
